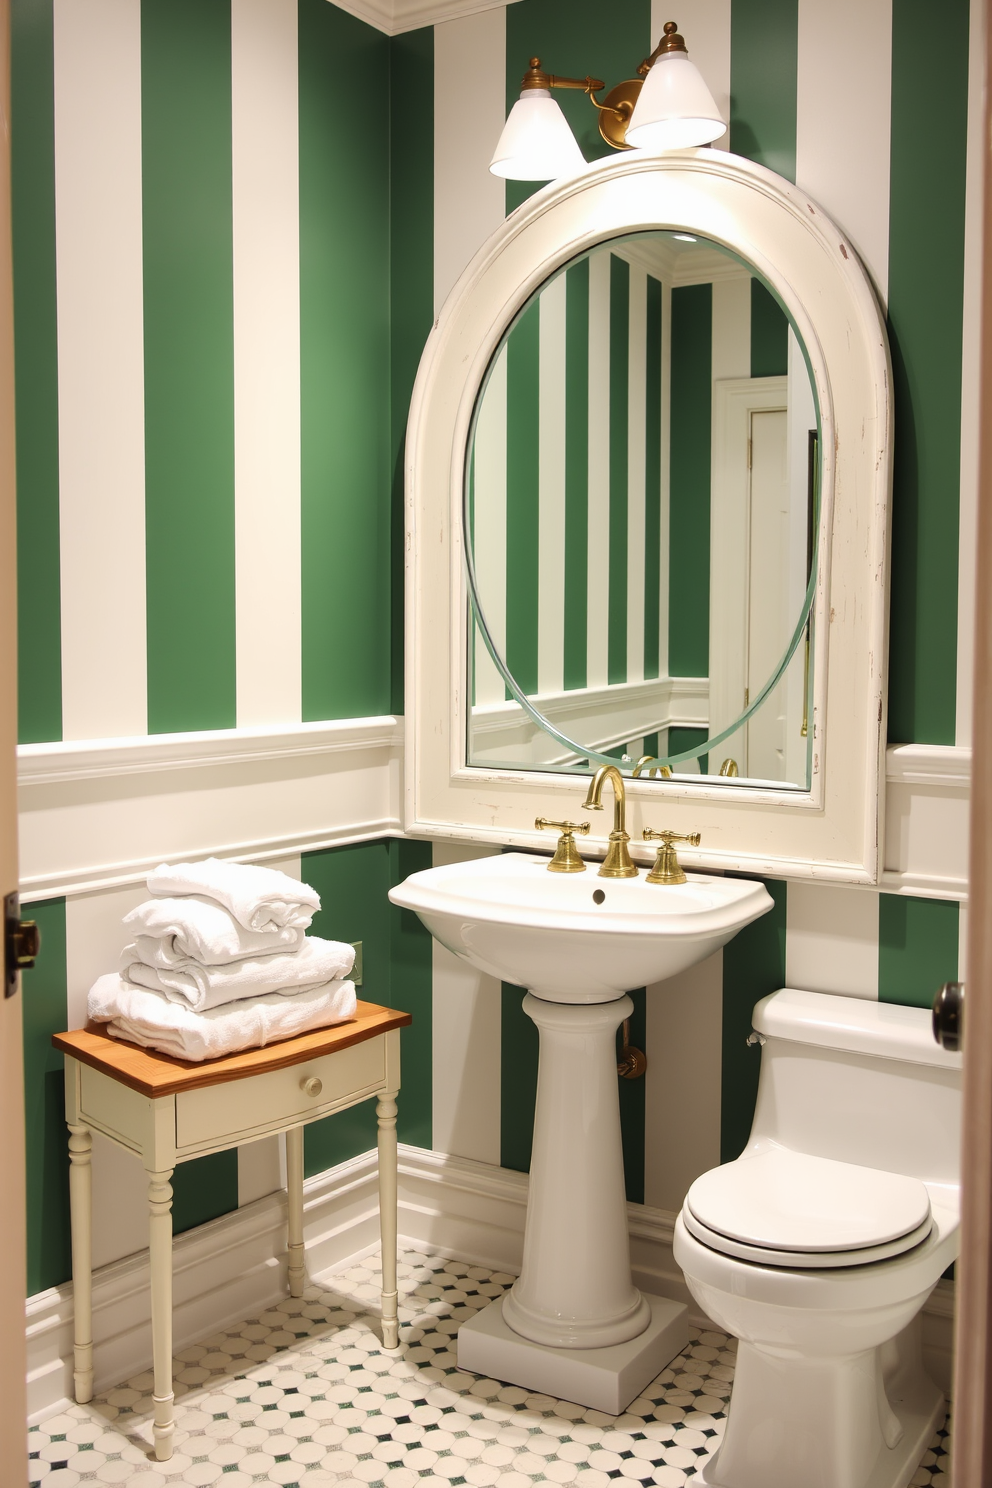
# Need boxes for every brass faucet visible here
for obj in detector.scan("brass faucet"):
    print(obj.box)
[642,828,702,885]
[582,765,638,878]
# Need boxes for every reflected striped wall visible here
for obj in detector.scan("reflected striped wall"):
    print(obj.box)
[13,0,977,1305]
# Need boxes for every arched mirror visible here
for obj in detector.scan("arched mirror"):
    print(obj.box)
[406,151,889,883]
[465,230,819,789]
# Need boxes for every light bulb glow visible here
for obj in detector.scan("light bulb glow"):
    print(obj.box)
[490,89,586,181]
[625,51,725,152]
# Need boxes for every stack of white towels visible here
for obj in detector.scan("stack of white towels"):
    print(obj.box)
[87,858,357,1061]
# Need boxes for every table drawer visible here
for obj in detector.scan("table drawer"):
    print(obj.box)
[175,1037,386,1151]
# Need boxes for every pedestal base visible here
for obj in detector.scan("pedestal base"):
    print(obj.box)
[457,1294,689,1415]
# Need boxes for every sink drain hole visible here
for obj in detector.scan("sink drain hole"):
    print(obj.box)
[592,889,606,904]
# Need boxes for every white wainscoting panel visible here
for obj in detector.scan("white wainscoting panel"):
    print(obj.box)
[883,744,970,900]
[18,716,403,900]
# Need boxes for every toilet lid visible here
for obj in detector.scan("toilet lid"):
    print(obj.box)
[681,1204,933,1269]
[685,1147,932,1254]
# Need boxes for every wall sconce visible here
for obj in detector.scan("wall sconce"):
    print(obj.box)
[490,21,725,181]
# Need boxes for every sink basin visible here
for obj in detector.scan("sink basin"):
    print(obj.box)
[388,851,773,1002]
[390,847,773,1412]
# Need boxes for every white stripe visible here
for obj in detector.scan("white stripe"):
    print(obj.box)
[472,347,508,706]
[538,276,566,695]
[955,0,985,747]
[431,841,501,1165]
[626,265,646,683]
[232,0,302,728]
[53,0,146,742]
[653,0,730,150]
[433,9,506,315]
[64,881,151,1270]
[586,252,611,688]
[796,0,892,300]
[237,851,301,1207]
[710,276,750,383]
[644,951,723,1212]
[785,881,880,1000]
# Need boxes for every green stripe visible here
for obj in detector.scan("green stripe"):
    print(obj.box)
[608,255,629,685]
[669,725,708,777]
[750,278,788,378]
[504,0,651,213]
[505,300,541,696]
[729,0,798,182]
[886,0,968,744]
[500,983,539,1172]
[668,283,711,677]
[22,898,69,1294]
[389,28,434,716]
[563,260,589,691]
[618,988,645,1205]
[387,838,433,1149]
[643,275,662,679]
[11,0,61,744]
[172,1153,239,1236]
[878,895,959,1009]
[721,878,786,1163]
[300,0,391,721]
[141,0,236,734]
[302,837,432,1168]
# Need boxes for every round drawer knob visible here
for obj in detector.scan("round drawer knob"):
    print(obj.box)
[301,1076,323,1098]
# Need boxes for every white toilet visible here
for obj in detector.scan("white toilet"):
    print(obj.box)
[673,988,961,1488]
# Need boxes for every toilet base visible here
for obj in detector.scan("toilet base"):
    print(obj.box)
[694,1342,945,1488]
[457,1293,688,1415]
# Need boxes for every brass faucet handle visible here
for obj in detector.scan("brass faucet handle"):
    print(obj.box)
[642,828,701,846]
[535,818,590,874]
[641,828,701,885]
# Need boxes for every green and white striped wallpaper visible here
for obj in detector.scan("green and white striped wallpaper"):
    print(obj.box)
[12,0,976,1304]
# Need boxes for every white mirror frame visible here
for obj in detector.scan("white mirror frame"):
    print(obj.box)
[404,149,890,884]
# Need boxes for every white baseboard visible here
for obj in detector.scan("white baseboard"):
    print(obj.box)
[26,1143,956,1422]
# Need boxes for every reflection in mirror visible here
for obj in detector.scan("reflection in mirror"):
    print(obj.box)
[465,231,820,789]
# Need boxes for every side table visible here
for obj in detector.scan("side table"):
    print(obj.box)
[53,998,411,1461]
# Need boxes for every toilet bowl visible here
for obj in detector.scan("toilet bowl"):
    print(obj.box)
[673,988,961,1488]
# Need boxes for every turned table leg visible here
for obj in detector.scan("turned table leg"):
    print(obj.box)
[68,1122,93,1403]
[286,1126,305,1299]
[377,1091,399,1350]
[147,1167,175,1462]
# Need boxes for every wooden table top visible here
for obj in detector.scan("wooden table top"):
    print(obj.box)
[53,1000,412,1099]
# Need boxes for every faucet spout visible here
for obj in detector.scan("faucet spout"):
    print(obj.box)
[582,765,638,878]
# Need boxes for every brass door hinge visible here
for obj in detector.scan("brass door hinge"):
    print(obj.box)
[5,892,40,997]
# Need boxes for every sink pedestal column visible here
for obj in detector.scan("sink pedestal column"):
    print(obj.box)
[503,994,650,1347]
[458,991,688,1412]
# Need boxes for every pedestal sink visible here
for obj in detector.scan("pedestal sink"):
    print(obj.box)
[389,852,772,1411]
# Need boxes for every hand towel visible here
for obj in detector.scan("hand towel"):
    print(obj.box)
[120,934,356,1013]
[123,895,304,968]
[88,973,357,1061]
[147,857,321,932]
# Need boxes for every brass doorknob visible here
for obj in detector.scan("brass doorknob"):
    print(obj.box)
[301,1076,323,1097]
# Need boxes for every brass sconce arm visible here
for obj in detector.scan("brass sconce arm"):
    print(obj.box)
[520,57,605,97]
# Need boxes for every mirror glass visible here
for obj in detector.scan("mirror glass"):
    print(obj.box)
[465,231,820,789]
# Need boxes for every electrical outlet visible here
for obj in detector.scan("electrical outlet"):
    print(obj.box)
[351,941,363,986]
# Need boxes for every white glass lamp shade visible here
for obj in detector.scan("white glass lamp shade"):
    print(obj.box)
[489,88,586,180]
[625,52,725,151]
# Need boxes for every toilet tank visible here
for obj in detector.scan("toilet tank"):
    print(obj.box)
[747,988,962,1187]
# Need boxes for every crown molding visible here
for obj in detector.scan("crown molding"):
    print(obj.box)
[328,0,522,38]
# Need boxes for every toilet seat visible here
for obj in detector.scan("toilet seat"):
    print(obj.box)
[684,1146,933,1269]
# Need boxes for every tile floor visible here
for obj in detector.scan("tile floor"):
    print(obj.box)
[28,1247,951,1487]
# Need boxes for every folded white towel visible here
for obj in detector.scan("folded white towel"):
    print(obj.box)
[120,935,355,1013]
[123,896,304,968]
[147,858,321,933]
[88,973,357,1061]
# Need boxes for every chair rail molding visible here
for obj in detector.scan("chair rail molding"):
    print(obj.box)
[17,716,404,901]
